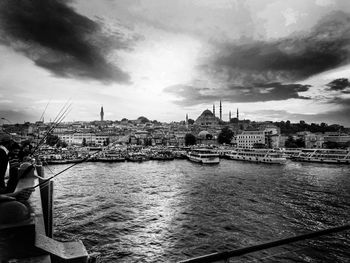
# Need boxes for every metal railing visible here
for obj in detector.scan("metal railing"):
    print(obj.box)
[179,224,350,263]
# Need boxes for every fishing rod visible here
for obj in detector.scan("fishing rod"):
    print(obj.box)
[31,103,71,154]
[39,99,51,123]
[30,102,72,156]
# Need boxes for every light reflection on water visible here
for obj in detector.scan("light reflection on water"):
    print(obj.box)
[48,160,350,262]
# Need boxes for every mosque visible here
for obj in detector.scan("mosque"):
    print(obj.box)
[194,101,239,127]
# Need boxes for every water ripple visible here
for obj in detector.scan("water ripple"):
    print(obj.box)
[49,160,350,262]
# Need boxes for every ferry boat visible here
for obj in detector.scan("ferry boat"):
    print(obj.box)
[127,152,149,162]
[187,149,220,164]
[274,148,302,159]
[291,148,350,164]
[226,148,287,164]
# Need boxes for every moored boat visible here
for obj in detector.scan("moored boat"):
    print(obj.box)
[97,156,125,162]
[187,149,220,164]
[44,158,84,165]
[127,153,149,162]
[291,148,350,164]
[226,148,287,164]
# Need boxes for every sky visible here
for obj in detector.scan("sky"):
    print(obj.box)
[0,0,350,126]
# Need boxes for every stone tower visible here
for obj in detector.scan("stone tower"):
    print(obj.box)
[100,106,104,122]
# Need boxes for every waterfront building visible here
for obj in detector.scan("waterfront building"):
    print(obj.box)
[55,131,110,146]
[237,130,266,148]
[324,132,350,147]
[304,133,324,148]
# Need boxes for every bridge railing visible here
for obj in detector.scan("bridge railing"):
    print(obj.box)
[0,163,90,263]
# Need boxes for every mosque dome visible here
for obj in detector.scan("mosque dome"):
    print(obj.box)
[198,130,209,138]
[195,109,218,126]
[201,109,214,117]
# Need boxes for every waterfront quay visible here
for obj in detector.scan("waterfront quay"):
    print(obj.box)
[38,144,350,165]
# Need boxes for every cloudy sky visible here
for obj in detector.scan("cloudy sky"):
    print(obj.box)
[0,0,350,126]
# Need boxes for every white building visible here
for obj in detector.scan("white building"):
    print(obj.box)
[237,130,266,148]
[55,131,110,145]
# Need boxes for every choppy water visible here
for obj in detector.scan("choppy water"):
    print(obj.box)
[48,160,350,262]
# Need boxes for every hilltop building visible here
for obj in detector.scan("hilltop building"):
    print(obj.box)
[195,109,219,127]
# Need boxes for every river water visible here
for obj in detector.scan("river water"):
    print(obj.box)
[47,160,350,262]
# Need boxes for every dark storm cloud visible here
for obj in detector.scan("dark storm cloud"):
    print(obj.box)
[164,85,218,106]
[212,11,350,83]
[252,103,350,126]
[227,82,311,102]
[0,0,130,83]
[165,82,311,106]
[326,78,350,92]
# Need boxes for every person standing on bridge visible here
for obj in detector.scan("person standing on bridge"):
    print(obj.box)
[0,134,33,199]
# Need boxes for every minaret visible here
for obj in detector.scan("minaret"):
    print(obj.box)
[100,106,104,121]
[229,111,231,122]
[237,108,239,120]
[219,100,222,121]
[213,104,215,117]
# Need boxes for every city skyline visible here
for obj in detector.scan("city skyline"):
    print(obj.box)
[0,0,350,126]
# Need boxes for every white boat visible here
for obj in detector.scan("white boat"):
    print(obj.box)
[187,149,220,164]
[226,148,287,164]
[291,148,350,164]
[274,148,302,159]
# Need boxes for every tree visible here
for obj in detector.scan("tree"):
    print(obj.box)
[217,127,234,144]
[46,134,60,146]
[82,138,87,146]
[185,133,196,146]
[285,136,305,148]
[206,133,213,140]
[57,140,68,148]
[295,138,305,148]
[323,141,340,149]
[188,119,195,125]
[137,116,149,123]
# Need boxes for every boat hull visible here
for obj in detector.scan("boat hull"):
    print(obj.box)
[292,157,350,164]
[227,154,286,164]
[188,155,220,164]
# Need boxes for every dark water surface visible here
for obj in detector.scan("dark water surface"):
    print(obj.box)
[48,160,350,262]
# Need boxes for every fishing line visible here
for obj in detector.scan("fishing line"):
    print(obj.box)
[39,99,51,123]
[31,103,72,156]
[32,145,113,189]
[35,141,121,190]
